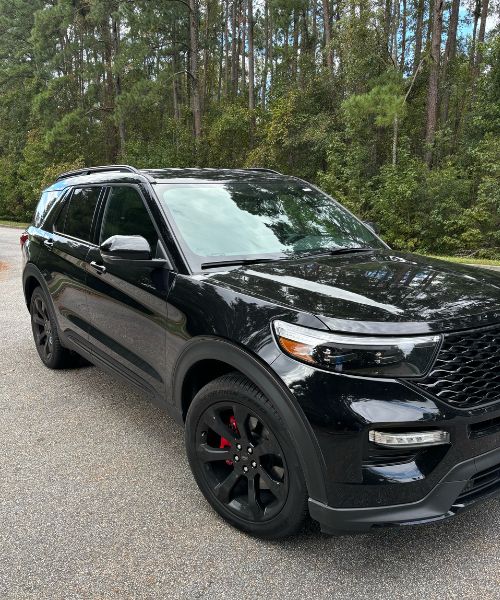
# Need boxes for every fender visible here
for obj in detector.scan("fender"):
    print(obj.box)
[172,337,329,504]
[22,262,51,309]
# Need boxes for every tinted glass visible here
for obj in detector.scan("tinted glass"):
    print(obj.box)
[33,188,65,228]
[53,196,69,233]
[64,187,101,241]
[158,182,384,261]
[100,186,158,251]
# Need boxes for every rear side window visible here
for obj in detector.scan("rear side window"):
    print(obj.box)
[33,188,65,228]
[60,187,101,242]
[100,186,158,251]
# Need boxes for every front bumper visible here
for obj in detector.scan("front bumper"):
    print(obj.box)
[270,352,500,532]
[309,444,500,533]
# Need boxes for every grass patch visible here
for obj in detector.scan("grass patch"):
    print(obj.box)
[0,219,30,229]
[423,254,500,266]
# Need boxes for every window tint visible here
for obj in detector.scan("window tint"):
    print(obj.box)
[63,187,101,241]
[33,188,65,228]
[53,196,69,233]
[100,186,158,251]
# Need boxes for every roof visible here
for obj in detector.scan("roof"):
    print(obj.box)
[142,168,286,182]
[47,165,291,192]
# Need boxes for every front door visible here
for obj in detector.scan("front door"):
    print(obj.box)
[85,184,171,399]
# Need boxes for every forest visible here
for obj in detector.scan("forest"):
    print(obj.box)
[0,0,498,256]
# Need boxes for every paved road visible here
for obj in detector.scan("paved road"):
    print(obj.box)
[1,225,499,600]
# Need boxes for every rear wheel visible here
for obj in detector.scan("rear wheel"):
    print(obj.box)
[30,287,75,369]
[185,373,308,538]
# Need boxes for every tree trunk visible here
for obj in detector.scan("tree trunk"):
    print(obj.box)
[444,0,460,63]
[224,0,230,94]
[475,0,490,68]
[413,0,425,73]
[322,0,333,71]
[240,0,246,92]
[172,19,181,119]
[470,0,481,67]
[231,0,238,95]
[399,0,407,70]
[261,0,269,110]
[424,0,443,166]
[426,0,433,49]
[384,0,392,56]
[441,0,460,123]
[292,10,299,80]
[247,0,255,112]
[391,0,399,66]
[188,0,202,140]
[392,115,398,166]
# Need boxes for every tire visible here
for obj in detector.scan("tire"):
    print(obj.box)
[29,286,75,369]
[185,373,309,538]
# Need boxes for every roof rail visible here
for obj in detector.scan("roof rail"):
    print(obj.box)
[55,165,143,182]
[246,167,282,175]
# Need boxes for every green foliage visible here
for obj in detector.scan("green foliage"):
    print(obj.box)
[0,0,497,256]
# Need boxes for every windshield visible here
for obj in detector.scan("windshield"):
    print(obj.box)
[157,181,385,268]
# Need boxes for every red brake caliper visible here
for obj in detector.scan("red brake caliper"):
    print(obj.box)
[219,415,239,465]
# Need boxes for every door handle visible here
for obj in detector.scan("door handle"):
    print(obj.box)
[43,239,54,250]
[90,261,106,274]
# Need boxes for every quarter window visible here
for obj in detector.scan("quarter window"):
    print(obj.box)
[100,186,158,252]
[61,187,101,242]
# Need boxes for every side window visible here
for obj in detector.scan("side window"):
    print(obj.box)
[100,186,159,252]
[33,188,65,228]
[63,187,101,242]
[52,195,70,233]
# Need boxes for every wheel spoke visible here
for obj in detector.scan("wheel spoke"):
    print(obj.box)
[259,468,286,501]
[37,331,47,345]
[247,477,262,518]
[43,337,50,358]
[35,298,44,317]
[32,315,44,326]
[204,408,238,444]
[232,404,250,438]
[213,470,240,504]
[197,443,232,463]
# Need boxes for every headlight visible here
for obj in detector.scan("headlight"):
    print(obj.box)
[272,320,441,377]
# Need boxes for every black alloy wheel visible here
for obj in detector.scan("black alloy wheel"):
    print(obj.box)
[196,401,288,522]
[31,294,54,363]
[30,287,74,369]
[185,373,308,538]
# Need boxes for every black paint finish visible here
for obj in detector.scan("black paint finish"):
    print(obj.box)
[21,167,500,533]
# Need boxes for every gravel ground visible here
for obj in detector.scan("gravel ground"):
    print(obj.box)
[1,225,499,600]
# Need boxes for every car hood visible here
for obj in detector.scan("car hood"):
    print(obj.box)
[205,250,500,334]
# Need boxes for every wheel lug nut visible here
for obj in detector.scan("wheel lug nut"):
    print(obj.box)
[243,466,249,473]
[234,455,240,462]
[247,447,253,454]
[236,444,242,451]
[251,461,257,468]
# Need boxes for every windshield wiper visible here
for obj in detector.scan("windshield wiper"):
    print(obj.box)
[329,246,374,255]
[201,257,285,270]
[297,246,374,258]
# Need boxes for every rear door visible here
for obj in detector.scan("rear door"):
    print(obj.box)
[85,184,171,398]
[35,185,103,349]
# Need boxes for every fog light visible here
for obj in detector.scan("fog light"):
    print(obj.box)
[369,430,450,448]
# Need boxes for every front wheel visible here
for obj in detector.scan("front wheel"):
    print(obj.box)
[185,373,308,538]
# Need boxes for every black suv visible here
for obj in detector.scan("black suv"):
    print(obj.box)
[22,165,500,538]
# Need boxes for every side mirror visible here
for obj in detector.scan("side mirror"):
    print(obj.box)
[100,235,152,261]
[364,221,380,235]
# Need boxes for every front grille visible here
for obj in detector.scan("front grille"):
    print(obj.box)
[415,324,500,409]
[455,463,500,505]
